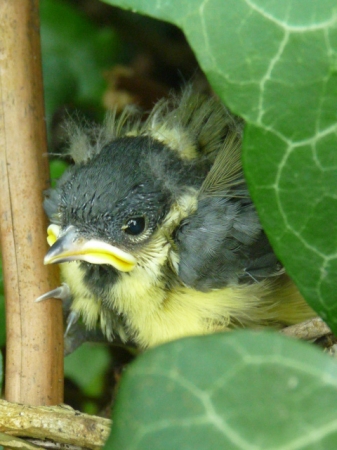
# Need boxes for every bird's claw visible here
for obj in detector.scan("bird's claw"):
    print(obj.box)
[36,283,84,352]
[35,282,79,342]
[35,283,71,303]
[64,310,80,337]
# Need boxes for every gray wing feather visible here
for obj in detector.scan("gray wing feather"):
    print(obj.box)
[175,194,282,291]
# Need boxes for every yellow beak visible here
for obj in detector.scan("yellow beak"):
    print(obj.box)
[44,225,136,272]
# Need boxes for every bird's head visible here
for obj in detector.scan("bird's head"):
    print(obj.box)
[44,134,208,295]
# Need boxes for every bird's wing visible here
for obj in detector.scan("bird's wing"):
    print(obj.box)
[174,127,283,292]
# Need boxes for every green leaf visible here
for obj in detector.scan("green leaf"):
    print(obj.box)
[40,0,120,131]
[49,159,69,187]
[65,343,110,395]
[106,331,337,449]
[102,0,337,333]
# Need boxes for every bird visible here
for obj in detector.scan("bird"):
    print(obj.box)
[37,87,315,350]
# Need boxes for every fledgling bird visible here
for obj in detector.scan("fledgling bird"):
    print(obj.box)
[39,88,315,349]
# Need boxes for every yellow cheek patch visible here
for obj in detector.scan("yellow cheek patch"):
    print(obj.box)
[47,224,60,246]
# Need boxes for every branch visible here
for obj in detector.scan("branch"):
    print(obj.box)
[0,400,110,450]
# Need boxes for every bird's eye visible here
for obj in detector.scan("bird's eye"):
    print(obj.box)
[123,217,146,236]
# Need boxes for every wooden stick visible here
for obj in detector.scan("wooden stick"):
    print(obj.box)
[0,400,110,450]
[0,0,64,405]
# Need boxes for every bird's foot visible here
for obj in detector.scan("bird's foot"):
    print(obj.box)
[36,282,75,335]
[35,282,71,303]
[35,283,109,354]
[36,282,78,330]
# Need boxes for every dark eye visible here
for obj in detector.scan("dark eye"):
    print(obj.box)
[123,217,146,235]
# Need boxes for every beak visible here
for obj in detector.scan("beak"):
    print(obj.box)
[44,225,136,272]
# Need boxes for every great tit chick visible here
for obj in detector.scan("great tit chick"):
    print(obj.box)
[41,88,315,349]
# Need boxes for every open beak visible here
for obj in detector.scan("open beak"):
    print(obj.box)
[44,224,136,272]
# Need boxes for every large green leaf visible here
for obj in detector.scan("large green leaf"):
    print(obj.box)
[102,0,337,332]
[106,331,337,449]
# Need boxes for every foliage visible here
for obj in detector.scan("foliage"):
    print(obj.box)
[49,160,69,187]
[64,343,111,414]
[40,0,120,132]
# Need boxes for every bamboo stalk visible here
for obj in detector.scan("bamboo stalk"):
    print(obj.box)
[0,0,64,405]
